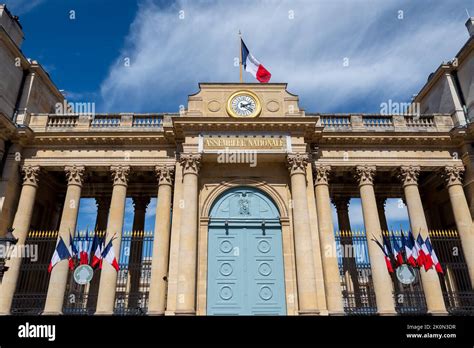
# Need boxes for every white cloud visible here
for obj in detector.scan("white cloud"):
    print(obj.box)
[99,0,472,113]
[7,0,45,15]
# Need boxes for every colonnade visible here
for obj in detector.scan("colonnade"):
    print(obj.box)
[0,152,472,315]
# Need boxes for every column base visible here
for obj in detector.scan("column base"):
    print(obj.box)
[328,310,346,316]
[377,310,397,316]
[174,309,196,316]
[298,309,320,316]
[42,310,62,316]
[317,309,329,316]
[427,309,449,316]
[94,310,114,316]
[147,310,166,316]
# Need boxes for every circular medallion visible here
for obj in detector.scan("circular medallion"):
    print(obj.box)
[257,240,271,253]
[259,286,273,301]
[226,90,262,118]
[266,100,280,112]
[258,262,272,276]
[396,264,417,285]
[73,264,94,285]
[219,262,233,276]
[219,240,233,253]
[219,286,233,300]
[207,100,221,112]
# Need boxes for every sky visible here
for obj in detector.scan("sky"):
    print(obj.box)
[7,0,473,233]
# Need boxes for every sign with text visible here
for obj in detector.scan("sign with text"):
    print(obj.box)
[200,134,291,153]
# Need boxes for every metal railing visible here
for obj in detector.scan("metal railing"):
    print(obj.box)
[335,230,378,315]
[430,230,473,315]
[113,230,154,315]
[10,230,57,315]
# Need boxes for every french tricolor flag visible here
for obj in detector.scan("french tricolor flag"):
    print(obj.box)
[102,239,119,272]
[48,237,71,273]
[90,234,104,269]
[425,236,443,274]
[241,39,271,83]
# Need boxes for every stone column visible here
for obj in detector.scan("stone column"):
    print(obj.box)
[148,165,174,315]
[376,197,389,231]
[0,144,22,236]
[313,165,344,314]
[441,165,474,286]
[95,165,130,314]
[128,195,150,309]
[287,153,319,315]
[43,165,85,314]
[355,165,396,315]
[399,165,447,314]
[333,196,351,231]
[0,137,4,163]
[332,195,361,307]
[0,165,40,314]
[94,196,110,231]
[132,196,149,232]
[87,198,109,311]
[175,154,201,315]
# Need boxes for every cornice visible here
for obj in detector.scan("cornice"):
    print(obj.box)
[317,133,453,145]
[172,116,320,141]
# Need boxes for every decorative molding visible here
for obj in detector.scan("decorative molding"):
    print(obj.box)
[286,153,309,175]
[355,165,376,186]
[155,165,175,186]
[442,165,464,187]
[398,165,420,187]
[331,196,350,211]
[21,165,40,187]
[64,165,85,186]
[376,196,387,207]
[110,165,130,186]
[95,196,110,210]
[179,153,201,175]
[132,196,151,210]
[313,164,331,186]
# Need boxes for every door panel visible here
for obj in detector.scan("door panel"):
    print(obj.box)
[207,224,286,315]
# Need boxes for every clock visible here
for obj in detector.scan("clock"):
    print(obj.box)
[226,90,262,118]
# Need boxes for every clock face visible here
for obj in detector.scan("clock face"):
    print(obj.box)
[231,95,257,116]
[226,91,261,118]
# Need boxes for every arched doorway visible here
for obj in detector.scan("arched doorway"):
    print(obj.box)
[207,186,286,315]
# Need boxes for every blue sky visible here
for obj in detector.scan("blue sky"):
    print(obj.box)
[7,0,472,232]
[8,0,474,113]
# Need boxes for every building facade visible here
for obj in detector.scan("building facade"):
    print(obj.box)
[0,5,473,316]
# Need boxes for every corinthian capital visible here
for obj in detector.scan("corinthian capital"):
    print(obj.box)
[111,165,130,186]
[180,153,201,175]
[355,165,376,186]
[287,153,309,175]
[155,165,175,186]
[313,164,331,186]
[21,165,40,187]
[65,165,85,186]
[442,165,464,187]
[398,165,420,187]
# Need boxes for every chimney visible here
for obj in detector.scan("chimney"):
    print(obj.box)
[0,4,24,48]
[466,17,474,37]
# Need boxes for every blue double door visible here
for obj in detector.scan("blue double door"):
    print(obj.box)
[207,223,286,315]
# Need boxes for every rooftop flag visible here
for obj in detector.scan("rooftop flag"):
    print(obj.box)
[240,38,271,83]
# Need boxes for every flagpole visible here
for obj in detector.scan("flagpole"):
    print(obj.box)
[239,30,243,83]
